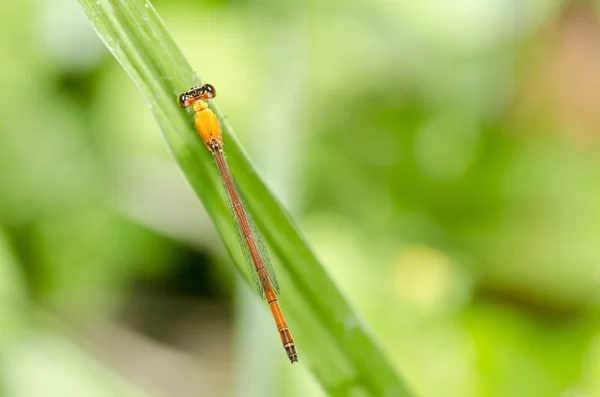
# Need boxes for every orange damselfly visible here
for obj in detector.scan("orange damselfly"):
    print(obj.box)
[177,83,298,364]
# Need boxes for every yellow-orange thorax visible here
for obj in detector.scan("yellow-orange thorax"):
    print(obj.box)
[193,100,222,150]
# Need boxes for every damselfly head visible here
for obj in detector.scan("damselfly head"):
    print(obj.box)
[177,84,216,108]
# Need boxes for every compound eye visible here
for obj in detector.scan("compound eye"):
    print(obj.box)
[177,92,188,108]
[201,84,216,99]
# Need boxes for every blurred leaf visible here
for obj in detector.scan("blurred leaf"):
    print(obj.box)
[0,228,26,303]
[77,0,413,395]
[0,230,147,397]
[0,228,28,348]
[3,330,148,397]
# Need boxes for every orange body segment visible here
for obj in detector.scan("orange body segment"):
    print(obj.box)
[212,148,299,364]
[264,278,298,362]
[193,100,222,148]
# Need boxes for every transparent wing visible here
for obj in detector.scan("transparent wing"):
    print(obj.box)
[218,157,280,299]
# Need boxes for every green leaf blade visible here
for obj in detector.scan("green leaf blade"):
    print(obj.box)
[77,1,414,395]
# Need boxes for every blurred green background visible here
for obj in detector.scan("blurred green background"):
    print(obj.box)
[2,0,600,396]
